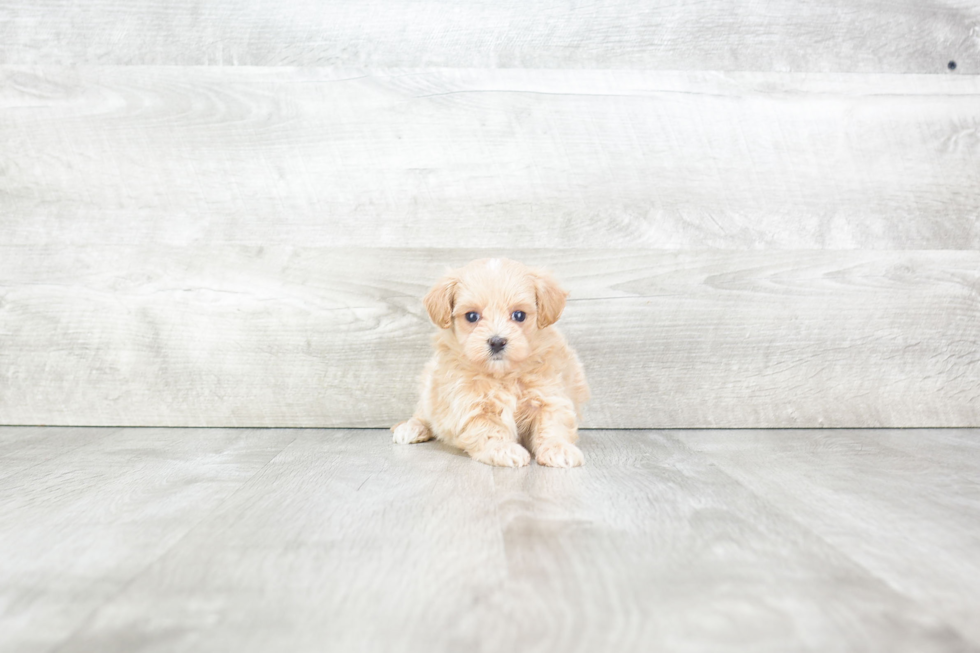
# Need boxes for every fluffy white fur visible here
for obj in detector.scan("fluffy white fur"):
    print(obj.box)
[392,258,589,467]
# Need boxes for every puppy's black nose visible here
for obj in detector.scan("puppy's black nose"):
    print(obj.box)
[488,336,507,354]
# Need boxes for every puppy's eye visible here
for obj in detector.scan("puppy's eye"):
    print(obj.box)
[465,311,480,323]
[511,310,526,322]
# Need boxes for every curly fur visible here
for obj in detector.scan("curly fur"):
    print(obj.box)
[392,258,589,468]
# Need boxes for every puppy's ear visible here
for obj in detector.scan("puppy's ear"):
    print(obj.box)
[532,268,568,328]
[423,275,458,329]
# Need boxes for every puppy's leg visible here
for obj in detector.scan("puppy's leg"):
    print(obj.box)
[391,417,433,444]
[564,351,591,416]
[460,417,530,468]
[527,397,584,468]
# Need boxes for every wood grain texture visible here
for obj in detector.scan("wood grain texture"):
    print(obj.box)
[0,1,978,73]
[3,67,979,250]
[0,426,118,481]
[679,429,980,644]
[1,248,977,428]
[2,427,979,652]
[0,427,297,653]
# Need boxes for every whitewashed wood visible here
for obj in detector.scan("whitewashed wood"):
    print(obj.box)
[1,248,977,428]
[476,431,980,652]
[2,427,978,652]
[0,1,977,73]
[0,425,118,481]
[679,428,980,644]
[35,430,504,653]
[0,427,297,653]
[2,67,979,250]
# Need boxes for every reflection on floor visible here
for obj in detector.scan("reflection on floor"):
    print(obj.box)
[1,427,978,652]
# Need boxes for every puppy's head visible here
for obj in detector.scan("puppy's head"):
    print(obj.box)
[423,258,567,374]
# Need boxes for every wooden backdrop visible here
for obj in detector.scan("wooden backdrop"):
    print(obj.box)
[1,1,978,428]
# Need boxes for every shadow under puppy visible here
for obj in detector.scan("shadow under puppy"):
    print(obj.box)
[392,258,589,467]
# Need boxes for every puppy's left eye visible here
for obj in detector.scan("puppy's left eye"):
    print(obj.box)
[511,310,526,322]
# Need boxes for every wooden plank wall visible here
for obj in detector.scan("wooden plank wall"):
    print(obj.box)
[1,2,978,428]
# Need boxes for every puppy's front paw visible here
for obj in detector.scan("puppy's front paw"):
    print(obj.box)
[391,418,433,444]
[535,441,584,468]
[471,442,531,468]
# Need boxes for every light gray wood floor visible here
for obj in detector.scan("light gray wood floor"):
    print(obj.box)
[2,427,978,652]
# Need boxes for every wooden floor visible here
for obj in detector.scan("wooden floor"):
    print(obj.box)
[2,427,979,652]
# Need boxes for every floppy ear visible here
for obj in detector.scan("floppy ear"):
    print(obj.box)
[532,269,568,328]
[422,275,458,329]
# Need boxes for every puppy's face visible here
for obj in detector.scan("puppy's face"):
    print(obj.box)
[423,259,567,374]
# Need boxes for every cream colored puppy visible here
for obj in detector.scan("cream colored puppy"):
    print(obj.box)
[392,258,589,468]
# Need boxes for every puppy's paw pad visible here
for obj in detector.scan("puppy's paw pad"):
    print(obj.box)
[472,442,531,468]
[535,442,584,468]
[391,419,432,444]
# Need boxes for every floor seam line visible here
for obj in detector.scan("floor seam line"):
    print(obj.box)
[664,431,980,649]
[47,431,299,653]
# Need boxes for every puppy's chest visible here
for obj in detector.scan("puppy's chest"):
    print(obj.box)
[481,382,542,413]
[474,373,556,426]
[513,381,551,422]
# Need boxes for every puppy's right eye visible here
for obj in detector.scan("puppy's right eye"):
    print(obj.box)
[465,312,480,323]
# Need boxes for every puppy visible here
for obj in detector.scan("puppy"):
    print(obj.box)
[392,258,589,467]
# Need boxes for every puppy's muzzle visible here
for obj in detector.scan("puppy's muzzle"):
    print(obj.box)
[488,336,507,355]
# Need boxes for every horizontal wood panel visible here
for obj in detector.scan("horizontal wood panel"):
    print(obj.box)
[0,1,977,73]
[3,67,979,250]
[1,248,976,428]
